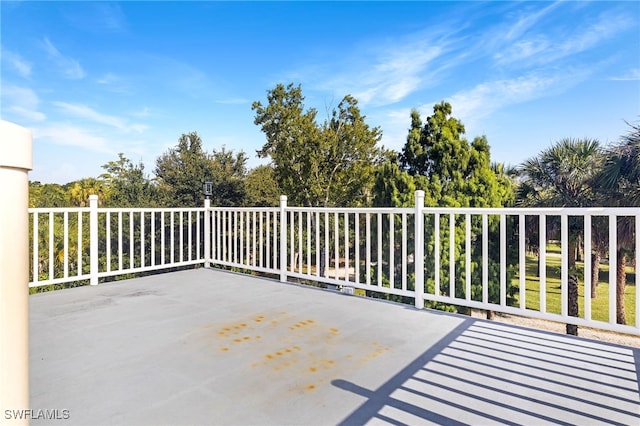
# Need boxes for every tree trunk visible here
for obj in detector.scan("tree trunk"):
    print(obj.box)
[566,274,578,336]
[616,251,627,325]
[590,252,600,299]
[568,239,577,269]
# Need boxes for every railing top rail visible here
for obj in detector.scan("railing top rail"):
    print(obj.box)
[284,206,414,214]
[98,207,206,213]
[29,207,87,213]
[208,207,279,213]
[28,207,207,214]
[421,206,640,215]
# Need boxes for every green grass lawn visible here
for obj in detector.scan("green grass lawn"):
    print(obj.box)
[513,245,637,325]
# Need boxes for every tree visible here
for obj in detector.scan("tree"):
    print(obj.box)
[209,147,247,207]
[400,102,510,208]
[29,182,67,207]
[597,122,640,325]
[101,153,158,207]
[244,165,281,206]
[517,138,604,298]
[373,102,515,314]
[155,132,247,207]
[252,83,383,207]
[66,177,109,207]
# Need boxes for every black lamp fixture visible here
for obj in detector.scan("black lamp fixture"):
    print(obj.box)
[203,181,213,200]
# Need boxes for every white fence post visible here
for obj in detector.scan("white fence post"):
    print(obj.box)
[414,190,425,309]
[279,195,287,283]
[0,120,32,424]
[89,194,99,285]
[204,198,211,268]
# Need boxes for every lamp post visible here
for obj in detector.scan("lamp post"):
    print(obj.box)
[203,181,213,200]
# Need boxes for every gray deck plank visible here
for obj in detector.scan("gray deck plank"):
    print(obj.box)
[30,268,640,425]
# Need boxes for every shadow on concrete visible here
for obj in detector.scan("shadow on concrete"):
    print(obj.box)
[334,318,640,425]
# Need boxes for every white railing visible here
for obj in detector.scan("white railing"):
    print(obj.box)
[29,193,640,335]
[29,195,206,287]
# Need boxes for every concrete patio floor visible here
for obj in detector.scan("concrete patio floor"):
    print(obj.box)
[30,268,640,425]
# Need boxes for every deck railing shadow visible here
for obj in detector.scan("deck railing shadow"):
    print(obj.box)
[333,319,640,425]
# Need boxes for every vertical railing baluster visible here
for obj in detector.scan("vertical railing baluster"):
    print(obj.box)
[78,211,83,277]
[355,213,360,285]
[465,213,471,301]
[307,212,311,276]
[273,210,277,271]
[365,212,370,285]
[315,211,320,278]
[324,212,329,279]
[376,212,382,286]
[584,214,592,321]
[118,211,123,271]
[256,211,260,268]
[335,212,340,279]
[106,211,111,273]
[561,215,568,316]
[449,213,455,299]
[290,211,295,272]
[500,213,506,306]
[298,211,303,274]
[636,215,640,328]
[279,196,287,282]
[141,211,145,268]
[170,211,175,265]
[179,211,184,263]
[239,210,244,265]
[401,212,407,292]
[539,214,546,313]
[482,213,488,304]
[129,211,134,269]
[63,211,69,278]
[188,211,193,262]
[344,212,349,282]
[414,191,425,308]
[609,214,617,325]
[160,211,164,266]
[389,212,394,289]
[89,195,98,285]
[32,212,38,283]
[519,214,526,309]
[434,213,440,296]
[151,211,156,266]
[48,212,54,281]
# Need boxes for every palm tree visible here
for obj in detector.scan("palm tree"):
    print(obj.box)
[597,122,640,325]
[517,138,604,273]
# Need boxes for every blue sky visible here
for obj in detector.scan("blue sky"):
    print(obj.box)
[2,1,639,184]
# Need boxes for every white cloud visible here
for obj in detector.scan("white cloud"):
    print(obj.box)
[96,72,118,85]
[214,98,250,105]
[494,7,634,68]
[1,85,46,122]
[43,38,86,79]
[1,47,32,77]
[8,106,46,122]
[34,124,113,153]
[316,36,448,107]
[610,68,640,81]
[503,1,563,41]
[445,72,583,127]
[51,101,147,133]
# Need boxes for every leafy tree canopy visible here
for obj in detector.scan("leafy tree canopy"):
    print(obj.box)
[154,132,247,207]
[253,83,383,207]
